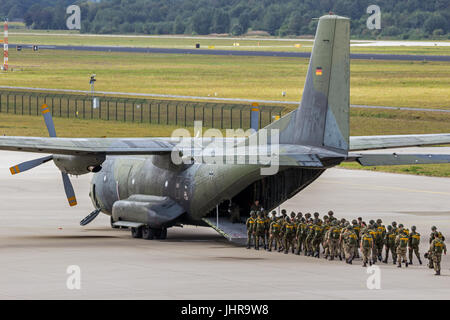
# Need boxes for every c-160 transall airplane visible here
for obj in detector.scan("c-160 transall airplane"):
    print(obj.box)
[1,15,450,240]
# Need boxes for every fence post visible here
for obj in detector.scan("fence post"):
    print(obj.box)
[184,104,187,127]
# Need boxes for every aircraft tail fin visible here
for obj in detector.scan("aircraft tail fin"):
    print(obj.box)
[276,15,350,154]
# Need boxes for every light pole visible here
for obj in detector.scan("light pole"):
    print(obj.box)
[90,74,97,109]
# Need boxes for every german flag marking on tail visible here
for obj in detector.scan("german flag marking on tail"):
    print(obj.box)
[316,67,323,76]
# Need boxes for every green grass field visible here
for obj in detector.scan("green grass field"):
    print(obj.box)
[9,31,450,56]
[1,49,449,110]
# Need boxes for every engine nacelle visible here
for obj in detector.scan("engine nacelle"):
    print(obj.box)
[53,155,105,175]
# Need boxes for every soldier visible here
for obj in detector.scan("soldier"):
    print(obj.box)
[375,219,386,262]
[429,234,447,276]
[357,217,363,227]
[383,225,397,264]
[263,211,271,245]
[352,219,361,258]
[360,229,374,267]
[246,211,257,249]
[296,212,303,223]
[305,219,315,256]
[343,225,358,264]
[282,217,296,254]
[408,226,422,265]
[395,230,409,268]
[268,211,282,252]
[250,200,262,213]
[255,212,266,250]
[312,220,324,258]
[368,225,378,264]
[328,210,336,222]
[429,226,445,243]
[391,221,398,234]
[295,218,307,255]
[322,215,331,257]
[313,212,320,224]
[327,221,341,261]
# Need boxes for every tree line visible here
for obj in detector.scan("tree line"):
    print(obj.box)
[0,0,448,39]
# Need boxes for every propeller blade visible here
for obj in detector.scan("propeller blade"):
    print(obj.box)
[41,104,57,137]
[61,172,77,207]
[9,155,53,175]
[80,209,101,226]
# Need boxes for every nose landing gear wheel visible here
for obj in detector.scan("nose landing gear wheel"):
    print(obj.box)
[131,227,143,238]
[111,216,120,229]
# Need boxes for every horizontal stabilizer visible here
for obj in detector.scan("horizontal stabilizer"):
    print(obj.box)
[351,153,450,166]
[350,134,450,151]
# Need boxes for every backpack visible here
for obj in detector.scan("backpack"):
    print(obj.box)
[331,228,341,240]
[362,235,373,248]
[433,239,444,254]
[399,236,409,248]
[346,233,358,246]
[410,233,420,246]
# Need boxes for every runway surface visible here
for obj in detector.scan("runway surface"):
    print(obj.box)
[0,150,449,299]
[10,44,450,62]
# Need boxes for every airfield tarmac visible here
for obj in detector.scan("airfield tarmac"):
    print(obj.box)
[0,150,449,299]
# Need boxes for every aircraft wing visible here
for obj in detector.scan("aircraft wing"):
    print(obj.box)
[349,134,450,151]
[0,136,178,155]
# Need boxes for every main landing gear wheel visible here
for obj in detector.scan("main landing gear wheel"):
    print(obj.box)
[142,226,155,240]
[131,227,143,239]
[159,228,168,240]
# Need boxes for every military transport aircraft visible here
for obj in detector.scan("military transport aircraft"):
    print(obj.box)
[1,15,450,240]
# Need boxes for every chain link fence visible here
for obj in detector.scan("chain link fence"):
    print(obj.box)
[0,90,286,129]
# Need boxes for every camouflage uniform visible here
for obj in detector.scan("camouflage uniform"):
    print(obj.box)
[263,212,271,244]
[352,220,361,258]
[395,231,409,268]
[368,227,378,264]
[383,226,397,264]
[268,215,282,252]
[312,221,324,258]
[305,221,315,256]
[343,226,358,264]
[327,222,341,260]
[246,212,256,249]
[282,218,296,254]
[295,218,307,255]
[360,231,374,267]
[408,226,422,265]
[255,213,266,250]
[322,216,331,257]
[429,237,447,275]
[375,219,386,261]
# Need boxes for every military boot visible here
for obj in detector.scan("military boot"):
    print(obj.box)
[383,258,388,264]
[339,255,342,261]
[397,262,402,268]
[435,270,440,276]
[246,245,251,249]
[409,260,413,265]
[378,255,382,262]
[419,258,422,265]
[405,262,408,268]
[363,262,367,267]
